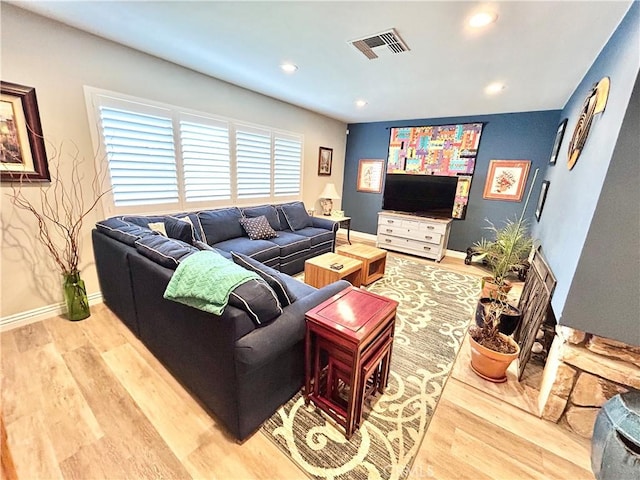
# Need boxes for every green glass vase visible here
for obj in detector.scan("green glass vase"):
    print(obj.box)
[63,271,90,321]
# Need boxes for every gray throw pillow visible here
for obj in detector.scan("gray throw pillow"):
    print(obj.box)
[239,215,278,240]
[281,202,313,231]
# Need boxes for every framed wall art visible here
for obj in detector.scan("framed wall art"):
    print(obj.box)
[535,180,550,222]
[356,159,384,193]
[318,146,332,176]
[549,118,567,166]
[482,160,531,202]
[0,81,49,182]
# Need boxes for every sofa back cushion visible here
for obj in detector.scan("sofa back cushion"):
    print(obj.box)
[241,205,281,230]
[280,201,313,231]
[198,208,244,245]
[121,215,196,245]
[96,218,157,246]
[171,214,205,243]
[134,235,197,269]
[228,279,282,327]
[231,251,298,306]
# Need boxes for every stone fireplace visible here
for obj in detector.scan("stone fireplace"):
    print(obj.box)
[538,326,640,438]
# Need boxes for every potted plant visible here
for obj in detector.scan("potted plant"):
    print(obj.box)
[474,216,533,299]
[467,168,541,382]
[469,298,520,382]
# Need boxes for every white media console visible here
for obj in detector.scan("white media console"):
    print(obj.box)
[376,211,452,262]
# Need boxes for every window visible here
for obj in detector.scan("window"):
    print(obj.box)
[87,88,303,215]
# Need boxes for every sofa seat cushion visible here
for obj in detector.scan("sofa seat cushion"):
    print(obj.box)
[266,231,311,258]
[134,235,197,269]
[96,218,157,246]
[289,226,335,248]
[213,237,279,264]
[231,252,299,306]
[241,205,281,231]
[198,207,244,245]
[239,215,278,240]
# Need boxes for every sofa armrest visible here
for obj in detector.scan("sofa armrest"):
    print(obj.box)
[311,216,338,232]
[234,280,350,372]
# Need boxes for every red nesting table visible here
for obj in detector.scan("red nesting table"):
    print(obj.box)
[304,286,398,438]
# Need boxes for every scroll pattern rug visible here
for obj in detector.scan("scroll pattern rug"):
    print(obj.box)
[260,253,480,480]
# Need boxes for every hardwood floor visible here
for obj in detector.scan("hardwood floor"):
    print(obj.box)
[1,252,593,479]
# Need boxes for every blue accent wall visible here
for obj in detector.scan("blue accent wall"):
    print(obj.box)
[532,1,639,342]
[344,111,560,251]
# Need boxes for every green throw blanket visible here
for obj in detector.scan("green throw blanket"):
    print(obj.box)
[164,250,260,315]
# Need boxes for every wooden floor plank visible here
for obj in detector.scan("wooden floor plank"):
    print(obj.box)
[11,321,52,353]
[5,412,64,480]
[102,342,214,461]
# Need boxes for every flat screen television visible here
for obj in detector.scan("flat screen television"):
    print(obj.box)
[382,174,458,219]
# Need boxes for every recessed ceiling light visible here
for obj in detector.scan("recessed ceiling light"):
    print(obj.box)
[355,100,368,108]
[485,82,506,95]
[280,63,298,73]
[469,11,498,28]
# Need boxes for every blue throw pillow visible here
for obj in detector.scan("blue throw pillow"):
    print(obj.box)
[281,202,313,231]
[231,251,297,306]
[134,236,197,269]
[228,279,282,326]
[172,214,205,243]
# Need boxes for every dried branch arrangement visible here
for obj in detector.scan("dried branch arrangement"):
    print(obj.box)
[6,140,109,276]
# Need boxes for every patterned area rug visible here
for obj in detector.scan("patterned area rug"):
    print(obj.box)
[260,253,480,480]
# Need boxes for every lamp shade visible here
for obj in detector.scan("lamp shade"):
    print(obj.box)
[319,183,341,199]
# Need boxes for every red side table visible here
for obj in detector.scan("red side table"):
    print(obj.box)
[304,286,398,438]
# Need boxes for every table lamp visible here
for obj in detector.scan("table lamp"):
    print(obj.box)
[319,183,340,216]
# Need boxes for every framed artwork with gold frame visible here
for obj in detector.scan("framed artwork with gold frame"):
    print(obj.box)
[482,160,531,202]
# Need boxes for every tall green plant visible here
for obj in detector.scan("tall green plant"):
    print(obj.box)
[474,168,539,288]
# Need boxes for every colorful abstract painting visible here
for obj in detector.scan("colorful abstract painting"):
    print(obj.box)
[386,123,484,218]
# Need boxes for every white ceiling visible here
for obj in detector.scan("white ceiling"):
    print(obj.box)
[11,1,633,123]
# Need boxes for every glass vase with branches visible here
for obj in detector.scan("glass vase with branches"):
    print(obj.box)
[6,140,109,320]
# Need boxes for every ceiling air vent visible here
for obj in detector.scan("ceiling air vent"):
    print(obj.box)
[349,28,409,60]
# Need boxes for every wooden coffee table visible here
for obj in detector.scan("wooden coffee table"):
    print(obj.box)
[336,243,387,285]
[304,252,362,288]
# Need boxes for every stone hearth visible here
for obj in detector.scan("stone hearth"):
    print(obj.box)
[538,326,640,438]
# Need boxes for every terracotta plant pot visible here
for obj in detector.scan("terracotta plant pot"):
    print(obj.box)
[480,276,512,299]
[469,333,520,383]
[474,298,522,336]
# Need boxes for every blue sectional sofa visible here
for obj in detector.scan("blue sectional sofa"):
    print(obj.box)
[92,201,348,440]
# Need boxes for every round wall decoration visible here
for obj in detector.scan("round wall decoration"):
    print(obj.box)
[567,76,610,170]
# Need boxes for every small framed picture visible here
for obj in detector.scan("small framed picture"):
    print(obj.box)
[356,159,384,193]
[549,119,567,166]
[535,180,550,222]
[1,81,49,182]
[482,159,531,202]
[318,146,332,176]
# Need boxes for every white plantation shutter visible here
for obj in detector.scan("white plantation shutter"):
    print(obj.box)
[274,135,302,196]
[99,106,178,206]
[236,128,271,199]
[89,89,304,212]
[180,119,231,202]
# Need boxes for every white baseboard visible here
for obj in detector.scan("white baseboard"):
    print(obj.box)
[338,229,467,259]
[0,292,103,332]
